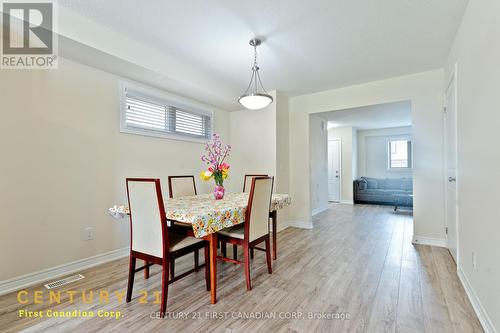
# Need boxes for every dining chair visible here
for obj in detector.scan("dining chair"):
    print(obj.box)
[168,175,197,198]
[217,176,274,290]
[233,174,267,260]
[167,175,201,275]
[243,174,268,192]
[125,178,209,316]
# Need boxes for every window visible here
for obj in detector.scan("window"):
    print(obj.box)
[120,83,213,142]
[388,139,412,169]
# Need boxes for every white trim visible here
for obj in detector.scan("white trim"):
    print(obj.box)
[443,62,460,265]
[0,247,129,296]
[340,200,354,205]
[458,266,497,333]
[411,235,447,248]
[276,220,291,232]
[312,203,330,216]
[286,220,314,230]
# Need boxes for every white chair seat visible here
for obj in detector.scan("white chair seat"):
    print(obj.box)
[218,224,245,239]
[169,232,205,252]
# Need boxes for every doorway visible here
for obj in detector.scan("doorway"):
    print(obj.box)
[328,139,341,202]
[445,67,458,263]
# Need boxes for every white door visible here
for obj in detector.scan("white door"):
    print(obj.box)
[445,72,458,263]
[328,139,341,202]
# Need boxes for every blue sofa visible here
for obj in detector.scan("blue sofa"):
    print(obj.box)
[353,177,413,206]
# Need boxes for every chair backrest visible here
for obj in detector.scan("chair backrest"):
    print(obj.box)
[126,178,168,259]
[243,174,268,192]
[245,177,274,242]
[168,175,197,198]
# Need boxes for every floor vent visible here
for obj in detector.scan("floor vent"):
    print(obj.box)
[44,274,84,290]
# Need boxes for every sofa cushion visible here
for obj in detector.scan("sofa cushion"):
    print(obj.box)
[385,178,401,190]
[400,178,413,191]
[384,189,407,195]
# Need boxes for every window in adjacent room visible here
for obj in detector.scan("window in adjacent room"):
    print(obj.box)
[388,139,412,169]
[120,82,213,142]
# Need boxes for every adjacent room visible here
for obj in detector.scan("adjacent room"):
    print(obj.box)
[1,1,499,332]
[310,101,413,213]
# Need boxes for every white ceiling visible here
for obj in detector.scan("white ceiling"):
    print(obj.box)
[319,101,412,130]
[58,0,468,110]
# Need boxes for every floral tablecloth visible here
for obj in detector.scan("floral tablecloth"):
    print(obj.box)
[108,193,291,238]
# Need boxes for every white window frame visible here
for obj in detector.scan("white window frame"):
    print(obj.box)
[387,137,413,170]
[119,81,214,143]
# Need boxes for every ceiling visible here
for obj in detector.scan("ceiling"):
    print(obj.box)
[318,101,412,130]
[58,0,468,110]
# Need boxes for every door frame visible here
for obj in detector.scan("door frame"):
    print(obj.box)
[444,62,459,266]
[328,138,342,202]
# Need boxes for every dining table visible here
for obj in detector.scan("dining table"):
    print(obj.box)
[109,192,291,304]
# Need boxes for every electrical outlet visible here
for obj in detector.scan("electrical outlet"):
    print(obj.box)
[472,251,477,269]
[84,226,94,241]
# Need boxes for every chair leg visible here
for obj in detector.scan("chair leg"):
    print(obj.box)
[170,258,175,280]
[144,260,150,279]
[265,237,272,274]
[221,242,227,258]
[194,249,199,272]
[232,244,238,262]
[204,244,210,291]
[160,261,169,317]
[126,256,136,302]
[243,244,252,291]
[250,248,254,259]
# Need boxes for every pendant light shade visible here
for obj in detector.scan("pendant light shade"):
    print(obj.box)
[238,93,273,110]
[238,38,273,110]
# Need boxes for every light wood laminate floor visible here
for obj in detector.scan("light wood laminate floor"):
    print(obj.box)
[0,204,483,332]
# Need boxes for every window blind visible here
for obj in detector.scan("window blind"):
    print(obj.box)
[123,90,212,140]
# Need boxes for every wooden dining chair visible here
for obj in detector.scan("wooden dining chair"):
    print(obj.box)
[243,174,268,192]
[217,176,274,290]
[125,178,209,317]
[167,175,201,275]
[168,175,197,198]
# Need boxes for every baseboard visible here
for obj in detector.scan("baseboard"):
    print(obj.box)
[311,203,330,216]
[411,235,447,248]
[286,220,314,230]
[0,247,129,296]
[340,200,354,205]
[276,220,290,232]
[457,266,497,333]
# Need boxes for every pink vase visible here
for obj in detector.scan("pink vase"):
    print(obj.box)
[214,185,225,200]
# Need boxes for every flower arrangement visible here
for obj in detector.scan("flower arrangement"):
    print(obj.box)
[200,133,231,199]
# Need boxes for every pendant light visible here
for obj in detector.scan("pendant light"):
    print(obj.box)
[238,38,273,110]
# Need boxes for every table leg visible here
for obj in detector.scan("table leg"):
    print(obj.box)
[144,260,149,279]
[208,233,217,304]
[271,210,277,260]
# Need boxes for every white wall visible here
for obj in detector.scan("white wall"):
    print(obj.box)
[229,92,277,193]
[0,58,230,281]
[358,126,413,179]
[309,115,328,213]
[328,126,356,203]
[289,70,445,239]
[445,0,500,330]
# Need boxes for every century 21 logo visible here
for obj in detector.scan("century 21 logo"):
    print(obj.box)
[2,1,53,54]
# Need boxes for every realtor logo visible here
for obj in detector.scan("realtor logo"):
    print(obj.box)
[1,0,58,69]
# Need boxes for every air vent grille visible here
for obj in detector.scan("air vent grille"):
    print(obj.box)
[44,274,84,290]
